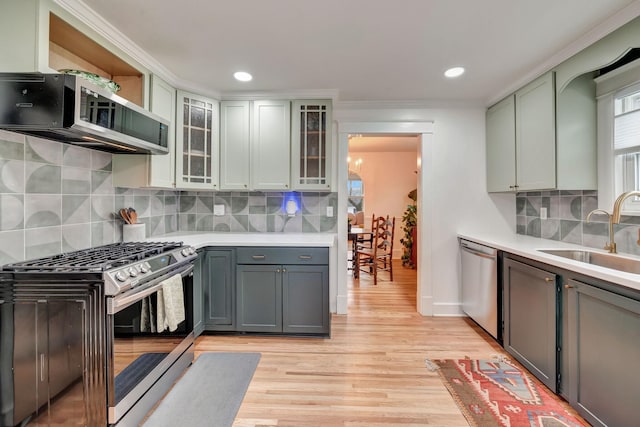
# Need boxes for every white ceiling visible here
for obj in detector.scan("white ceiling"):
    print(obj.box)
[78,0,640,105]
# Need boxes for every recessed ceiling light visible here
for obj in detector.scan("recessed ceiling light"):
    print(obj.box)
[444,67,465,78]
[233,71,253,82]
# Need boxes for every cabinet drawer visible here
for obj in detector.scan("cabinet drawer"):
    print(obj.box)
[236,247,328,265]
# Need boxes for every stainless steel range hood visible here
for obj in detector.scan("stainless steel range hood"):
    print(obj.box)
[0,73,169,154]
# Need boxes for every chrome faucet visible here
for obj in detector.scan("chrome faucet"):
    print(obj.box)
[587,191,640,254]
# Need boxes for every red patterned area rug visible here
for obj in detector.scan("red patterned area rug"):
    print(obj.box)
[427,357,588,427]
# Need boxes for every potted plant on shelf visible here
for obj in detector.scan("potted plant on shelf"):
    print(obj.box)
[400,189,417,268]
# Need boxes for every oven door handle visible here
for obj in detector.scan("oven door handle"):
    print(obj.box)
[108,263,194,315]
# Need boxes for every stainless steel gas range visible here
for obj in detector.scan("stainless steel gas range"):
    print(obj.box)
[0,241,197,427]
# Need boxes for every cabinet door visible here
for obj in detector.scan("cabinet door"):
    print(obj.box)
[515,72,556,191]
[566,280,640,427]
[486,96,516,192]
[220,101,250,190]
[251,100,291,190]
[203,249,236,331]
[282,265,329,334]
[503,258,558,391]
[236,264,283,332]
[176,91,220,189]
[112,75,176,189]
[291,100,332,191]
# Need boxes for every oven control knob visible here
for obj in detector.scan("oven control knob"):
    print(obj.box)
[143,262,151,271]
[189,247,196,255]
[139,263,149,274]
[115,271,127,282]
[181,248,190,257]
[127,267,137,277]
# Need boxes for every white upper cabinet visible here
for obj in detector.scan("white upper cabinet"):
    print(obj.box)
[291,100,332,191]
[515,72,557,191]
[250,100,291,191]
[113,75,176,189]
[486,96,516,192]
[219,101,250,190]
[176,91,220,190]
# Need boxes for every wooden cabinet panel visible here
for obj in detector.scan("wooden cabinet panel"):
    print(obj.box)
[220,101,250,190]
[203,249,236,331]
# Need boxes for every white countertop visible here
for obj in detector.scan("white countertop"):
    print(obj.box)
[458,231,640,294]
[147,232,336,249]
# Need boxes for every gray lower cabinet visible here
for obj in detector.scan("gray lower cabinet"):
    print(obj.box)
[237,264,283,332]
[202,248,236,331]
[236,247,330,335]
[503,257,559,392]
[565,279,640,427]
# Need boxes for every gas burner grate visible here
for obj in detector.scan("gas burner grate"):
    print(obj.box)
[1,241,184,273]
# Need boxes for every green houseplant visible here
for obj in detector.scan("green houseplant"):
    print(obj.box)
[400,189,417,268]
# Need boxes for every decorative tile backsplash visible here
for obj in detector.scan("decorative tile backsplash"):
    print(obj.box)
[0,130,337,265]
[517,190,640,256]
[177,191,337,233]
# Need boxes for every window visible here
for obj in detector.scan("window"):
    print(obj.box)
[347,171,364,212]
[614,84,640,212]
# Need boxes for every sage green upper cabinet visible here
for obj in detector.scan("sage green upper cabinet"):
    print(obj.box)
[486,71,596,192]
[515,72,557,191]
[291,100,333,191]
[486,96,516,192]
[176,91,220,190]
[0,0,147,107]
[251,100,291,191]
[220,101,251,190]
[112,75,176,189]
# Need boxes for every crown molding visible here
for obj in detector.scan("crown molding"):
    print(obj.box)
[335,99,484,111]
[486,0,640,106]
[221,89,340,102]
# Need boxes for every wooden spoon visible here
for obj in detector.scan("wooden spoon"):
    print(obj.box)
[119,208,131,224]
[129,210,138,224]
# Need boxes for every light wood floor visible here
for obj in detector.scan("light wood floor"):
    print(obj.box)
[195,261,581,427]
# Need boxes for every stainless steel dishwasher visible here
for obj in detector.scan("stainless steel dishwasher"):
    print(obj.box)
[459,239,499,340]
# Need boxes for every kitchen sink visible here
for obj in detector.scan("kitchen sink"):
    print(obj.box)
[538,249,640,274]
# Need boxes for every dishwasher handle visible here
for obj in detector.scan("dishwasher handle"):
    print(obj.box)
[460,240,497,260]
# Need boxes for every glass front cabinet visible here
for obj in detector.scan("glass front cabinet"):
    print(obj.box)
[176,91,220,189]
[291,100,332,191]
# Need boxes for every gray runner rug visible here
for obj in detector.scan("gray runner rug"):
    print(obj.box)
[143,352,261,427]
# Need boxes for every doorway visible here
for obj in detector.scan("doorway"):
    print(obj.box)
[336,121,434,316]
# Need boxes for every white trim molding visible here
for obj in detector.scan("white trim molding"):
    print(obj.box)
[337,121,434,316]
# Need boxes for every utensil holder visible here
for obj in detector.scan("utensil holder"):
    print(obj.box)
[123,223,145,242]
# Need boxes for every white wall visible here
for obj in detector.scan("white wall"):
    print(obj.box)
[351,150,417,259]
[335,104,515,316]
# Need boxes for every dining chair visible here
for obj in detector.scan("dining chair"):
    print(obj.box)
[355,215,395,285]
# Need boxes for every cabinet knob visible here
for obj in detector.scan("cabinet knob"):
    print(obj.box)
[544,277,553,282]
[276,268,281,273]
[565,284,574,289]
[282,268,287,273]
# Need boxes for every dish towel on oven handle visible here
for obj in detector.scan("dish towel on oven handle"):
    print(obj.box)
[156,273,185,333]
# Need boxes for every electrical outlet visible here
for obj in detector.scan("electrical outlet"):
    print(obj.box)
[540,207,547,220]
[326,206,334,217]
[214,204,225,216]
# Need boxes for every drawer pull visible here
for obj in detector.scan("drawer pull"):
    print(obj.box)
[299,255,312,260]
[252,255,266,260]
